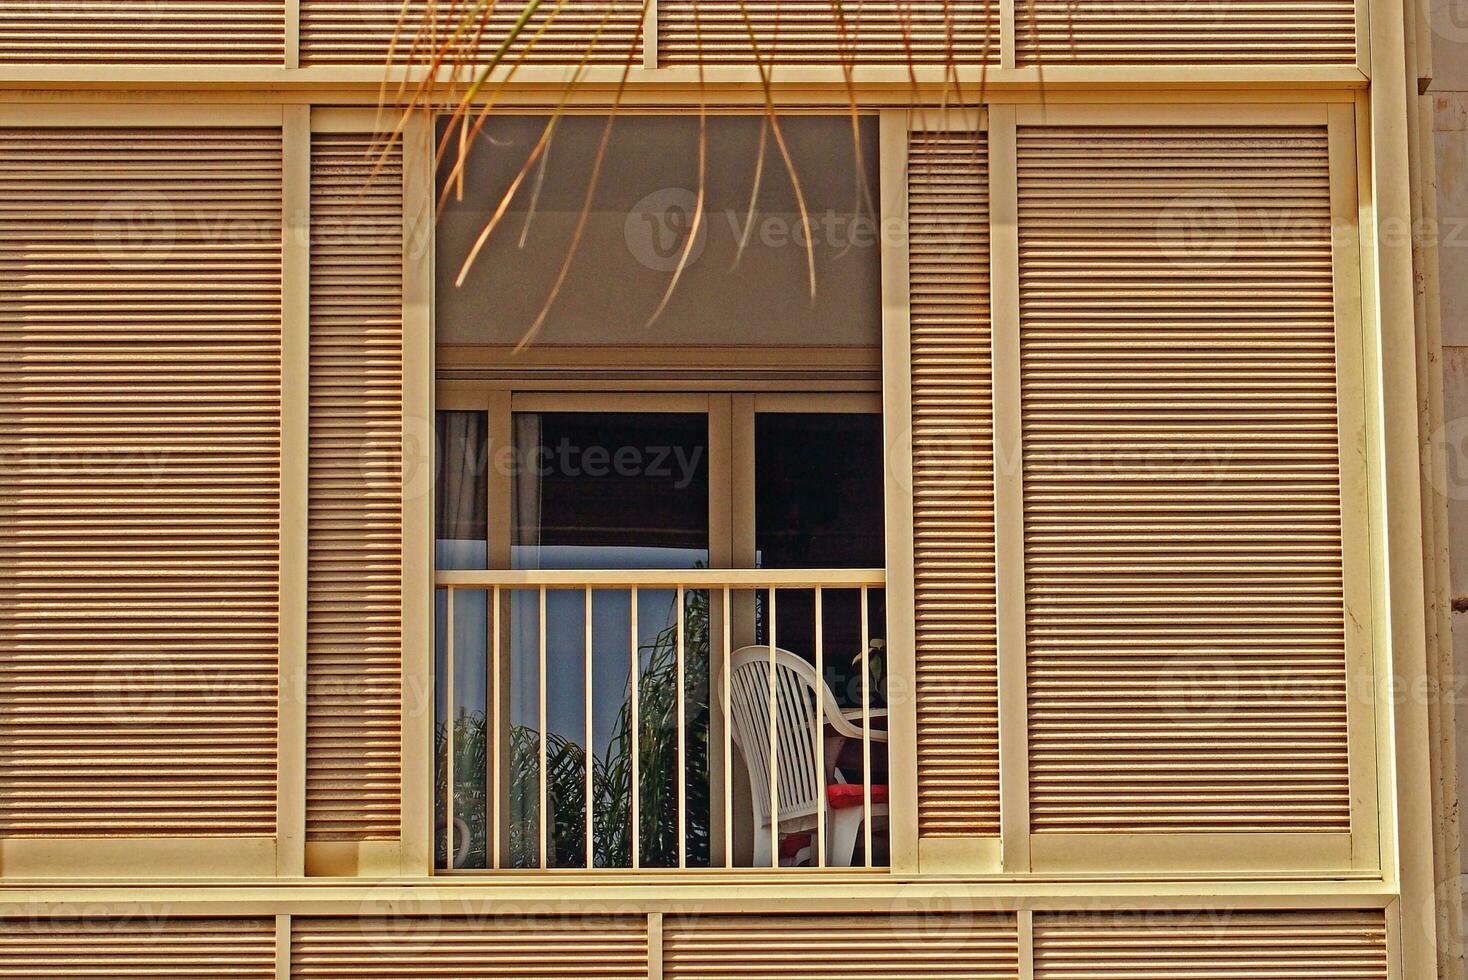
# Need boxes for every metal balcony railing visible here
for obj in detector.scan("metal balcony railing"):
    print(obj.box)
[435,568,888,872]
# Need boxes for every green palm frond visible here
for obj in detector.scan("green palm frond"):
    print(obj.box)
[437,588,711,869]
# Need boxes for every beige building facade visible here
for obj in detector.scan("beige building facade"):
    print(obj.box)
[0,0,1459,977]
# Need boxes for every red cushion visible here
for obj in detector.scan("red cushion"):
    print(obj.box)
[827,783,889,809]
[779,832,812,860]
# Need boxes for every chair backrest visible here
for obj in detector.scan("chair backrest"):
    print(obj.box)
[726,646,844,827]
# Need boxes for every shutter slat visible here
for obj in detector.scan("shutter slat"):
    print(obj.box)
[307,134,405,843]
[658,0,999,64]
[0,1,285,63]
[0,127,283,838]
[1033,910,1387,978]
[908,128,999,839]
[0,918,277,978]
[1018,125,1351,836]
[1015,0,1354,65]
[299,0,642,66]
[663,914,1019,979]
[291,917,649,977]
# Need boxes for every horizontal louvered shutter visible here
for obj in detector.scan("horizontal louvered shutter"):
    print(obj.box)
[1017,125,1351,837]
[1014,0,1354,65]
[291,916,649,977]
[664,914,1018,979]
[0,127,282,837]
[307,134,405,843]
[299,0,642,65]
[1032,910,1387,978]
[658,1,1000,64]
[0,2,285,64]
[0,918,277,978]
[908,128,1001,839]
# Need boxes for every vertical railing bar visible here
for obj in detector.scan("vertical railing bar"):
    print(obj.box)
[490,587,500,870]
[585,586,594,871]
[767,587,779,869]
[861,585,873,869]
[538,587,549,870]
[815,586,826,869]
[444,586,455,871]
[631,586,641,870]
[722,586,733,869]
[487,586,499,868]
[676,585,687,869]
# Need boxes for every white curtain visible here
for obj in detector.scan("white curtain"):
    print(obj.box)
[512,412,543,567]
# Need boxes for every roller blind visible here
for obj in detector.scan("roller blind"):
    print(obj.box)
[907,127,1001,839]
[663,914,1019,979]
[1032,910,1387,978]
[291,916,649,977]
[306,134,405,843]
[0,918,277,978]
[0,1,285,64]
[0,127,284,837]
[1016,125,1351,836]
[657,1,1000,64]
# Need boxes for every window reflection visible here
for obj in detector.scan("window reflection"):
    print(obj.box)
[435,411,489,869]
[755,413,886,711]
[435,407,889,869]
[507,412,710,868]
[512,412,710,571]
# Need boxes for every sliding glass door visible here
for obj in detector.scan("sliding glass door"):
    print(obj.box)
[435,393,886,869]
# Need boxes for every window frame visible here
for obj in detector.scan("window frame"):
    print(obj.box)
[417,98,1384,885]
[432,383,890,871]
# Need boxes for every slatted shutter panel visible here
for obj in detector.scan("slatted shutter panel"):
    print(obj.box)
[1014,0,1354,65]
[291,917,649,978]
[907,128,1000,840]
[1016,126,1352,841]
[0,918,277,978]
[0,128,283,838]
[664,914,1019,979]
[299,0,642,66]
[657,1,1000,64]
[307,135,405,844]
[0,2,285,64]
[1032,910,1388,978]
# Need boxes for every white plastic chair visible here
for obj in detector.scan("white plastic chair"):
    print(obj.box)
[727,645,888,867]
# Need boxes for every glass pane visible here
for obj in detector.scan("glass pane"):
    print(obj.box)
[590,589,633,867]
[436,587,489,870]
[512,412,709,570]
[505,587,595,870]
[755,412,884,569]
[509,412,711,869]
[751,413,888,867]
[755,412,886,704]
[436,410,488,570]
[546,589,590,869]
[507,588,539,868]
[435,410,490,870]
